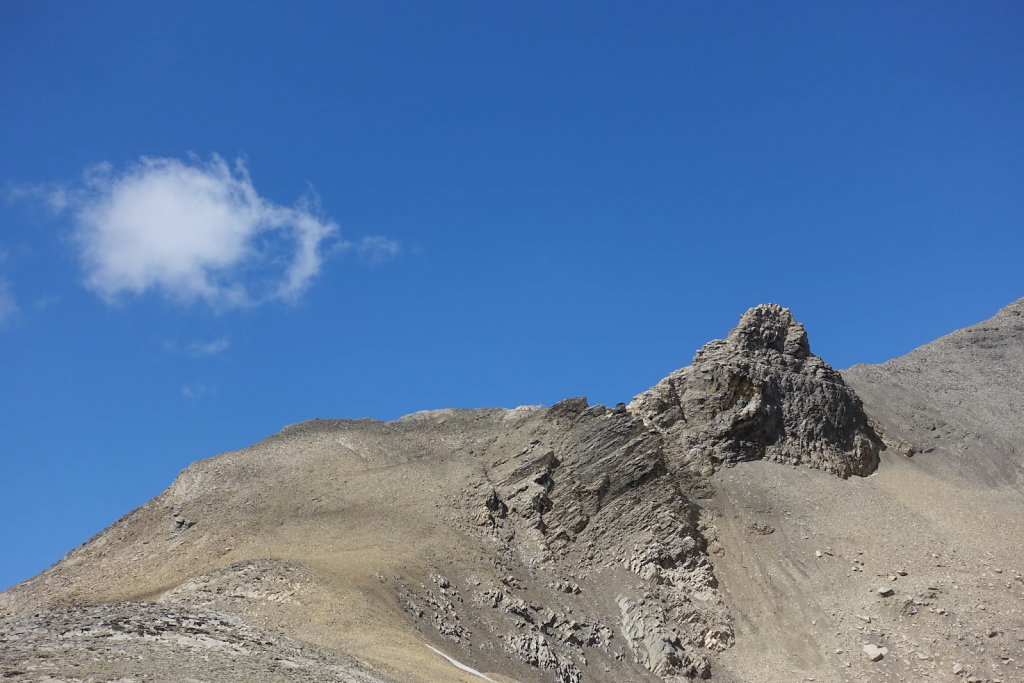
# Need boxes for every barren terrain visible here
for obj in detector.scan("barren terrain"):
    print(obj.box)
[2,301,1022,682]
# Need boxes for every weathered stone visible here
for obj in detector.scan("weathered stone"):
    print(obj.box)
[506,632,581,683]
[863,643,888,661]
[629,304,882,477]
[470,402,730,680]
[617,596,711,679]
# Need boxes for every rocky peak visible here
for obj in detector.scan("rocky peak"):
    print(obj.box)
[630,304,881,478]
[718,303,810,359]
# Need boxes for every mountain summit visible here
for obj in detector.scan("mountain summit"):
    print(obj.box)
[630,303,881,478]
[2,303,1022,682]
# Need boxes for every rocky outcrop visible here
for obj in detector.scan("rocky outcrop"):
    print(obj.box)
[453,398,733,681]
[402,306,883,682]
[630,304,881,478]
[161,558,322,607]
[617,596,710,679]
[0,602,388,682]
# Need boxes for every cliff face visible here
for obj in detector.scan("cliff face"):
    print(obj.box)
[3,302,1023,683]
[630,304,881,478]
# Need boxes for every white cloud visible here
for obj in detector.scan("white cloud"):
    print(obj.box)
[5,183,70,212]
[59,155,339,308]
[354,235,401,265]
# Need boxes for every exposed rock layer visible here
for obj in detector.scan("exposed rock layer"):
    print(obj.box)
[630,304,881,478]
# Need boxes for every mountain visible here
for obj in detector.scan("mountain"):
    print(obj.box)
[2,302,1022,682]
[844,298,1024,489]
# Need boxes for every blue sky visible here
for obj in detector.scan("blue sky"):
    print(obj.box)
[1,2,1022,590]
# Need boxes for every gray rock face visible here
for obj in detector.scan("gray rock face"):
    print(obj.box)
[617,595,710,679]
[630,304,881,478]
[452,398,732,681]
[506,631,582,683]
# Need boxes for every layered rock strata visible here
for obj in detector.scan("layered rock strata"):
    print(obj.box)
[630,304,882,478]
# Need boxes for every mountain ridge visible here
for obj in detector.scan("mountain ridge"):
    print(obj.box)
[3,300,1022,682]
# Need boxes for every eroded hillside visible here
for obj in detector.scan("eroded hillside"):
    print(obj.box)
[2,303,1022,683]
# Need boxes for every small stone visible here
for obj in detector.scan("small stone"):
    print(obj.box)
[876,586,894,597]
[856,614,872,623]
[952,662,965,674]
[863,644,888,661]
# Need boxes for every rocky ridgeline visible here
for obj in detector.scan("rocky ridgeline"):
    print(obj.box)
[1,304,897,683]
[630,303,882,478]
[396,307,883,681]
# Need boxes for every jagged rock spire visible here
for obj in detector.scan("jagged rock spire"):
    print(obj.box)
[719,303,810,358]
[629,304,881,477]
